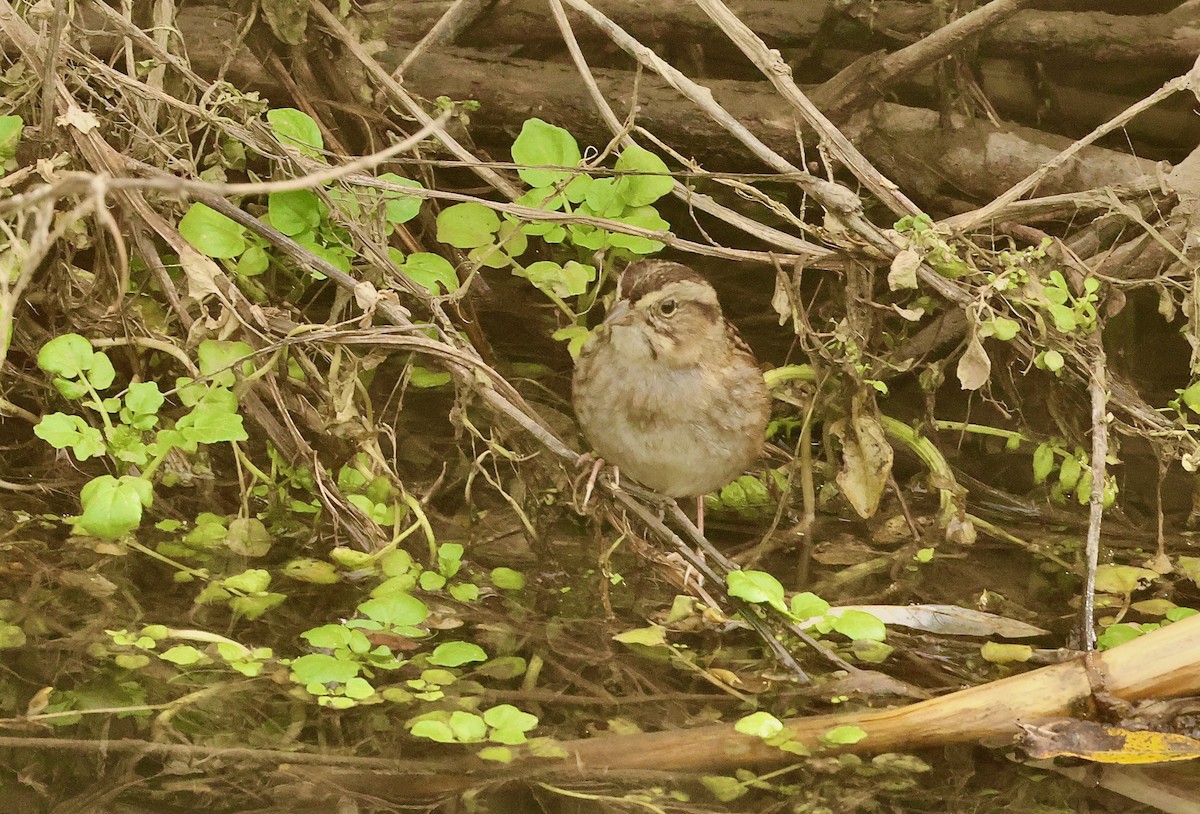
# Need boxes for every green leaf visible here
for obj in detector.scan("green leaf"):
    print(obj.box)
[268,189,322,236]
[1094,564,1157,595]
[177,403,248,444]
[378,173,423,224]
[613,625,668,647]
[1097,623,1146,650]
[608,205,668,254]
[236,245,269,277]
[483,704,538,733]
[37,333,96,378]
[411,719,455,743]
[788,592,829,620]
[437,543,464,577]
[223,569,271,594]
[831,609,886,642]
[230,592,285,620]
[295,237,350,277]
[475,657,527,681]
[584,178,624,217]
[482,705,540,744]
[301,624,356,650]
[0,624,26,649]
[701,776,748,803]
[226,517,271,557]
[552,325,591,359]
[86,354,116,391]
[614,144,673,207]
[1032,443,1055,484]
[358,592,429,627]
[735,711,784,739]
[418,571,446,591]
[980,641,1033,664]
[381,549,414,577]
[343,677,375,700]
[124,382,164,417]
[0,115,23,173]
[727,570,786,611]
[437,202,501,249]
[449,710,487,742]
[267,108,324,158]
[511,118,581,188]
[52,379,88,400]
[291,653,359,684]
[160,645,205,665]
[469,222,529,268]
[821,725,867,745]
[517,260,595,298]
[1045,302,1076,332]
[853,639,894,664]
[115,654,151,670]
[34,413,105,460]
[514,186,566,212]
[79,475,152,538]
[478,746,514,763]
[1040,349,1064,372]
[329,547,374,569]
[491,567,525,590]
[449,583,480,602]
[1057,455,1082,490]
[1181,382,1200,414]
[401,252,459,294]
[179,203,247,259]
[197,337,254,379]
[410,366,452,388]
[985,316,1020,341]
[567,220,606,251]
[428,641,487,667]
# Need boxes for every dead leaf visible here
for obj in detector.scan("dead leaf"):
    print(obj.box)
[1020,719,1200,764]
[178,243,225,301]
[957,335,991,391]
[888,249,920,290]
[354,281,380,313]
[56,105,100,133]
[771,268,794,328]
[891,304,925,321]
[823,604,1050,638]
[831,407,893,519]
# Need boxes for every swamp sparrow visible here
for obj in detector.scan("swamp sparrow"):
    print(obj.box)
[572,260,770,520]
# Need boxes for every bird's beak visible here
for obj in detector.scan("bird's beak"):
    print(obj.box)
[602,298,631,326]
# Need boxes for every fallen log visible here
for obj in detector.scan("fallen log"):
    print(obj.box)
[273,612,1200,802]
[375,1,1200,65]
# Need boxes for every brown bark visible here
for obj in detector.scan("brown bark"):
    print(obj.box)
[155,7,1157,212]
[286,612,1200,798]
[375,1,1200,65]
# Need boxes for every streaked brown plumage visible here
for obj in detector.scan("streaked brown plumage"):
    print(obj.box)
[572,260,770,499]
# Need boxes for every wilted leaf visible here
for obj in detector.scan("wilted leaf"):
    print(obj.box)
[957,335,991,391]
[830,408,893,519]
[888,249,920,290]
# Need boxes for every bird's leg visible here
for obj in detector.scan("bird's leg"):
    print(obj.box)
[695,495,705,537]
[581,455,606,508]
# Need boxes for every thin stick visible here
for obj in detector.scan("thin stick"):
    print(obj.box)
[953,55,1200,232]
[395,0,492,78]
[547,0,828,258]
[1081,336,1110,650]
[38,0,69,138]
[690,0,922,219]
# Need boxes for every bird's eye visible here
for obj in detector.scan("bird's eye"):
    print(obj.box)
[659,299,678,317]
